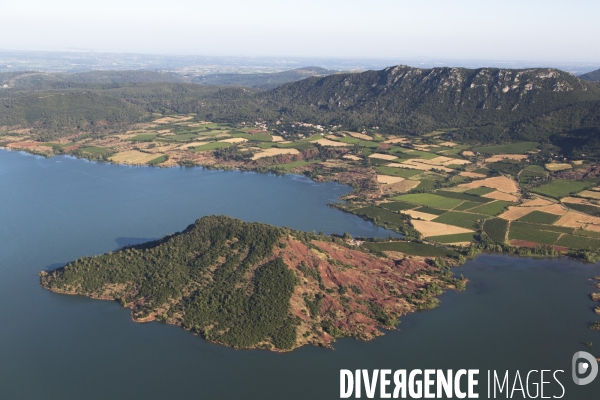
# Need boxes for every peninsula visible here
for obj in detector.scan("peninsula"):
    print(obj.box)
[40,215,465,351]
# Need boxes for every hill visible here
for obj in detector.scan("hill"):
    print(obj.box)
[191,66,336,90]
[579,68,600,82]
[258,66,600,142]
[4,65,600,157]
[40,215,463,351]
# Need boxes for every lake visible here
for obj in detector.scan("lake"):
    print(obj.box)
[1,149,599,399]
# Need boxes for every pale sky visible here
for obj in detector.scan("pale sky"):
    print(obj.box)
[1,0,599,62]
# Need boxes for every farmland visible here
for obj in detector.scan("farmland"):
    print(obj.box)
[531,180,592,199]
[5,111,600,258]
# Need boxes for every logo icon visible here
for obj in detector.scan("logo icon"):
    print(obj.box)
[572,351,598,385]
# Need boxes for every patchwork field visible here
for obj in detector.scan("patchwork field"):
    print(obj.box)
[7,112,600,255]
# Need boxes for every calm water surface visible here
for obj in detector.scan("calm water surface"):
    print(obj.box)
[1,150,600,399]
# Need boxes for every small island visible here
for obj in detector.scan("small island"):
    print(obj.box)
[40,215,464,351]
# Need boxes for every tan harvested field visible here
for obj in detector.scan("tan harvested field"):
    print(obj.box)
[482,191,519,202]
[402,210,439,221]
[438,141,457,147]
[499,204,567,221]
[485,154,528,162]
[561,197,587,204]
[545,163,572,171]
[578,190,600,200]
[345,132,372,140]
[572,160,584,165]
[369,153,399,161]
[417,156,470,166]
[523,198,554,207]
[271,136,284,142]
[387,180,420,193]
[383,138,409,144]
[6,141,45,149]
[110,150,164,164]
[179,141,211,149]
[462,151,475,157]
[325,134,339,140]
[314,139,350,147]
[555,211,600,229]
[251,148,300,160]
[459,171,486,179]
[412,145,432,151]
[343,155,362,161]
[498,207,535,221]
[411,220,474,237]
[154,116,193,124]
[377,175,405,185]
[219,138,248,143]
[398,160,453,173]
[459,176,519,193]
[584,224,600,233]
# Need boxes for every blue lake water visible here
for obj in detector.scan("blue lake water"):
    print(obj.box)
[1,149,600,399]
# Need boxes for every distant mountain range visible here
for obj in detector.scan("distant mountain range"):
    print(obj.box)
[191,67,337,90]
[580,68,600,82]
[0,67,337,90]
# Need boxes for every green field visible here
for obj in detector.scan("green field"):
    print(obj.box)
[394,193,463,209]
[508,224,561,245]
[404,150,439,160]
[375,166,422,178]
[274,160,319,171]
[363,241,458,257]
[467,201,513,216]
[379,201,417,211]
[414,206,447,215]
[564,202,600,216]
[473,142,539,154]
[433,211,487,229]
[160,133,200,142]
[435,191,492,203]
[78,146,109,154]
[531,180,591,199]
[483,218,509,242]
[148,155,168,165]
[127,134,157,142]
[231,133,272,142]
[334,137,361,144]
[413,179,439,192]
[510,221,574,234]
[555,235,600,251]
[191,142,232,152]
[353,206,405,230]
[453,201,481,211]
[358,141,380,148]
[428,233,476,243]
[277,141,315,150]
[517,211,560,224]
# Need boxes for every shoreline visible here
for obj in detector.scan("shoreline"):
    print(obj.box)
[3,146,598,265]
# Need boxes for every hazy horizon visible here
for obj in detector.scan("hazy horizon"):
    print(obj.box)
[1,0,599,63]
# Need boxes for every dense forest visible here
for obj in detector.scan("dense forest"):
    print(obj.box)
[4,66,600,156]
[40,215,463,351]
